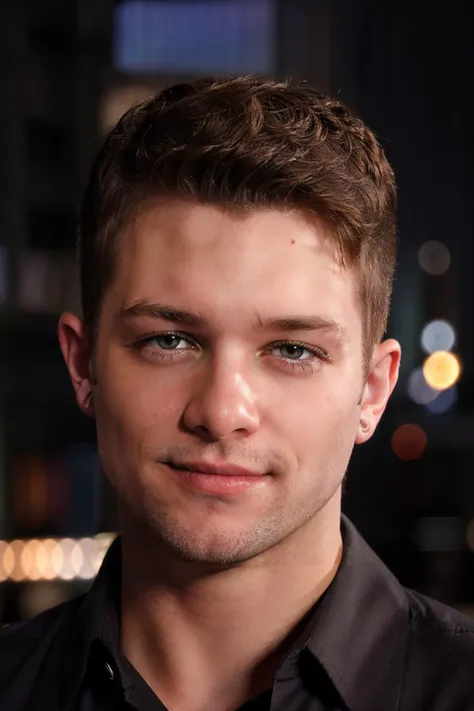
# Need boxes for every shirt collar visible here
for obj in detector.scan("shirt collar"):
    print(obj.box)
[306,516,410,711]
[59,517,410,711]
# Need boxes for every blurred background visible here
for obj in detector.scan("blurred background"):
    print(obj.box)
[0,0,473,623]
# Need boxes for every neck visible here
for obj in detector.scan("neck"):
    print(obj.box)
[120,495,342,711]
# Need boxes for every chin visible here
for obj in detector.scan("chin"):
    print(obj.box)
[152,517,277,567]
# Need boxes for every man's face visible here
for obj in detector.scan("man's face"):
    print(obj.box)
[82,199,390,564]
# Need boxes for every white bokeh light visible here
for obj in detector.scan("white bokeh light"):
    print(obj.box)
[421,320,456,354]
[407,367,440,405]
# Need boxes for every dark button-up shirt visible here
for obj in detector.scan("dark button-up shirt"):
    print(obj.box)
[1,516,474,710]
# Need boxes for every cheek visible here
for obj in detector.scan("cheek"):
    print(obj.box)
[275,377,360,460]
[94,377,181,492]
[101,378,181,438]
[94,348,183,444]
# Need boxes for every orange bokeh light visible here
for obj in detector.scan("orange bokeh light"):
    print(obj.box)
[423,351,461,391]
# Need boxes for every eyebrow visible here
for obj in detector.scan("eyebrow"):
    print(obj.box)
[255,313,346,341]
[120,302,206,328]
[120,301,346,341]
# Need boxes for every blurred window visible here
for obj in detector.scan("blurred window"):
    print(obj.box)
[114,0,276,75]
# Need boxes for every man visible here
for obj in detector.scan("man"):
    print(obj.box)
[1,76,473,711]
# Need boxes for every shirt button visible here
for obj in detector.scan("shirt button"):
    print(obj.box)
[104,662,115,681]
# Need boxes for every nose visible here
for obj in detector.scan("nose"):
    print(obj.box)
[182,360,260,441]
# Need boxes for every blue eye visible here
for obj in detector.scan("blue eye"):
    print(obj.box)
[274,343,310,360]
[153,334,188,350]
[133,332,196,361]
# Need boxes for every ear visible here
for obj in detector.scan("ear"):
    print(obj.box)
[355,338,401,444]
[58,313,95,418]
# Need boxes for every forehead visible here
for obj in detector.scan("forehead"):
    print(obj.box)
[112,199,361,338]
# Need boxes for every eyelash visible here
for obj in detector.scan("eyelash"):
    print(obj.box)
[132,332,329,374]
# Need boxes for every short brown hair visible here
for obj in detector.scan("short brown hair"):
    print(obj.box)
[79,76,397,365]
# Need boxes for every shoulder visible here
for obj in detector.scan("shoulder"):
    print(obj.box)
[402,588,474,705]
[406,586,474,642]
[0,595,84,682]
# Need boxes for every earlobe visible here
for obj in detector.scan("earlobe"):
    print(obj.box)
[58,313,95,418]
[356,338,401,444]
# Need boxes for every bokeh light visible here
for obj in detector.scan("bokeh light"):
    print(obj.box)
[78,538,96,579]
[423,351,461,390]
[392,424,427,460]
[0,534,115,582]
[26,540,44,581]
[20,540,36,580]
[59,538,79,580]
[426,386,457,414]
[421,320,456,354]
[11,540,26,582]
[418,241,451,275]
[0,541,9,582]
[71,543,84,577]
[2,543,14,579]
[43,539,61,580]
[407,367,439,405]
